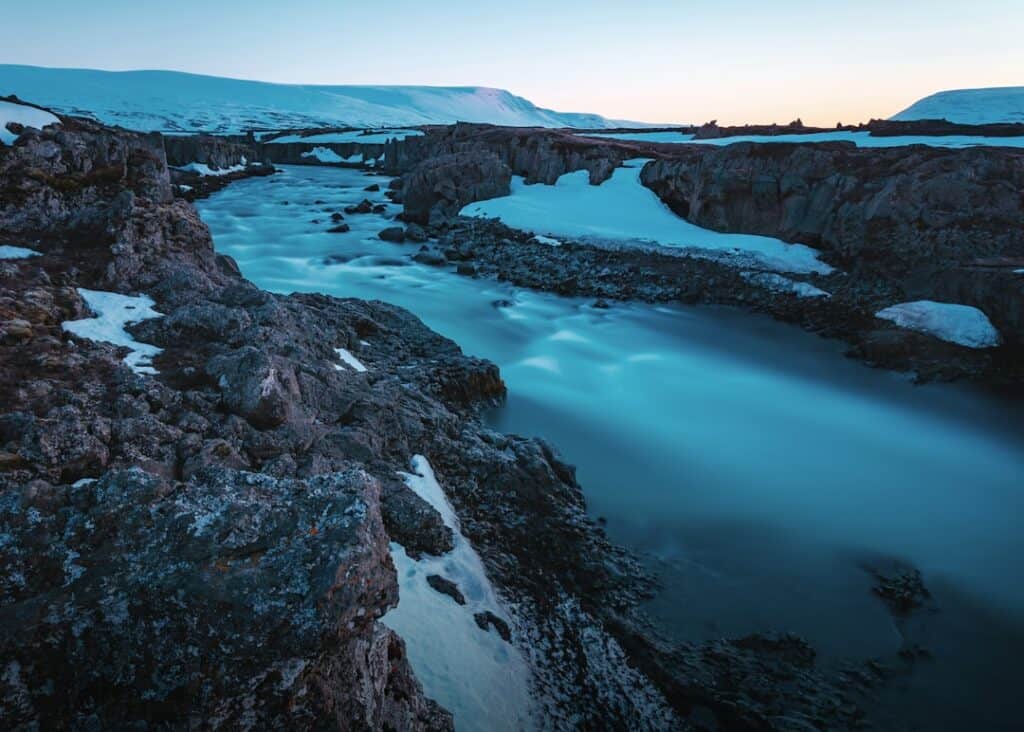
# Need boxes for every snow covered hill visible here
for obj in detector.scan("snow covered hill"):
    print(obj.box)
[893,87,1024,124]
[0,65,645,133]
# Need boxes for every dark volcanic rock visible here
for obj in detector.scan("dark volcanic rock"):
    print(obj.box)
[640,145,1024,343]
[427,574,466,605]
[379,226,406,242]
[401,151,511,225]
[473,610,511,641]
[344,199,375,215]
[868,564,933,615]
[328,223,351,233]
[0,467,451,729]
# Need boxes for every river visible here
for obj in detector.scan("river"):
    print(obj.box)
[198,165,1024,730]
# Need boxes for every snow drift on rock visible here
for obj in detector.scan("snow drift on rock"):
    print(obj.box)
[893,87,1024,125]
[0,99,60,145]
[461,159,831,274]
[381,456,534,731]
[0,64,650,134]
[301,147,345,164]
[175,160,249,177]
[875,301,1000,349]
[62,289,164,373]
[0,245,42,259]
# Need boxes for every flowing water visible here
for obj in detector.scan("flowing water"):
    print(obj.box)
[198,165,1024,730]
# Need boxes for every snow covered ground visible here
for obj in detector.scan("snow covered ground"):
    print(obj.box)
[0,245,42,259]
[62,289,164,373]
[584,129,1024,149]
[381,456,535,731]
[0,99,60,145]
[300,147,345,164]
[893,87,1024,125]
[742,272,830,298]
[334,347,367,372]
[0,65,647,134]
[875,301,1000,349]
[175,159,249,176]
[268,129,425,145]
[460,159,831,274]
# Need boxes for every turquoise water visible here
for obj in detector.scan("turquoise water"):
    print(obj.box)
[198,165,1024,729]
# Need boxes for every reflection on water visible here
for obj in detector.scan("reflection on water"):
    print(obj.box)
[199,165,1024,729]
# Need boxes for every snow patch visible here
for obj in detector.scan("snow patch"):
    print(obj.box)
[461,160,831,274]
[0,245,41,259]
[875,300,1000,349]
[62,289,164,373]
[381,456,535,731]
[532,235,561,247]
[0,99,60,145]
[331,348,368,372]
[300,146,344,164]
[176,158,248,177]
[743,272,830,298]
[334,347,367,372]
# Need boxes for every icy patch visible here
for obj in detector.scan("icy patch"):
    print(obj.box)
[743,272,830,298]
[0,99,60,145]
[300,146,344,164]
[0,245,41,259]
[382,456,535,731]
[532,235,561,247]
[875,301,1000,349]
[62,289,164,373]
[176,184,193,192]
[270,129,425,145]
[176,158,248,176]
[334,347,367,372]
[461,160,830,274]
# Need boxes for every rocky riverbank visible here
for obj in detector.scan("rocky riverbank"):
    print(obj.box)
[1,106,894,728]
[382,123,1024,387]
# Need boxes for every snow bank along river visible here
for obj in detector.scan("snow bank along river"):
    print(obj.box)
[198,165,1024,730]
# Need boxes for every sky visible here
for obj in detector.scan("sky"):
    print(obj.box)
[2,0,1022,125]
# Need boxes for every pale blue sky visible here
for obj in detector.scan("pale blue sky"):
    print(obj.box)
[3,0,1021,124]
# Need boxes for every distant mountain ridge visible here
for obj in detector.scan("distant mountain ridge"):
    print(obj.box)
[893,87,1024,125]
[0,64,655,133]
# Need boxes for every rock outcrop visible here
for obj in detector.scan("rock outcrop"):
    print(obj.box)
[639,144,1024,341]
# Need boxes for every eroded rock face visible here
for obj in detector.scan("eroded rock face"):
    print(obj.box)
[401,150,511,225]
[398,124,645,224]
[0,467,448,729]
[640,145,1024,341]
[163,133,254,171]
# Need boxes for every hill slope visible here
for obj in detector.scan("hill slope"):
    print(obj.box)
[893,87,1024,124]
[0,65,644,133]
